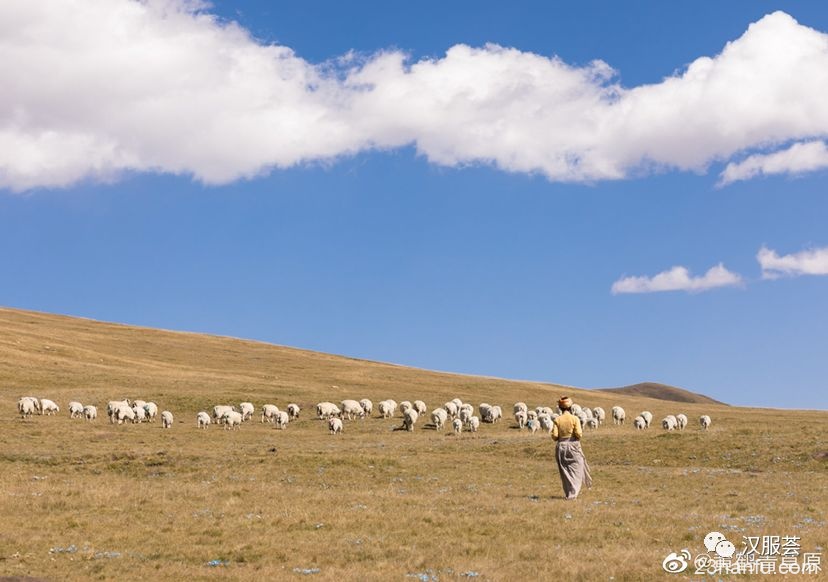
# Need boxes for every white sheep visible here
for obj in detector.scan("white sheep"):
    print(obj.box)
[468,415,480,433]
[593,406,606,425]
[585,418,598,430]
[612,406,626,425]
[527,410,538,421]
[414,400,427,416]
[539,415,554,434]
[633,416,646,430]
[328,417,343,435]
[491,405,502,423]
[223,410,242,430]
[239,402,255,422]
[197,411,211,429]
[459,406,473,427]
[514,402,528,415]
[450,398,463,411]
[359,399,373,417]
[261,404,279,423]
[160,411,174,428]
[570,403,583,415]
[83,405,97,421]
[676,413,688,430]
[341,399,365,420]
[316,401,340,419]
[443,401,459,418]
[68,401,84,419]
[536,406,554,418]
[431,408,448,430]
[132,404,147,423]
[478,403,492,421]
[144,402,158,422]
[287,403,301,420]
[452,418,463,435]
[41,398,60,416]
[403,408,419,432]
[583,407,594,420]
[19,396,41,416]
[274,410,290,430]
[662,415,677,431]
[527,418,540,434]
[378,400,397,418]
[399,401,413,415]
[18,397,37,419]
[107,400,130,423]
[700,415,712,430]
[212,405,236,424]
[115,404,135,424]
[132,400,147,411]
[640,411,653,428]
[514,410,527,429]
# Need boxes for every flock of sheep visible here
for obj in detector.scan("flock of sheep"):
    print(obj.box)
[15,394,714,435]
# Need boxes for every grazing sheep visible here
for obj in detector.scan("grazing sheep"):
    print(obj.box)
[414,400,427,416]
[527,418,540,434]
[575,410,588,428]
[144,402,158,422]
[612,406,626,425]
[132,404,147,423]
[514,402,528,415]
[328,417,343,435]
[341,399,365,420]
[287,403,301,420]
[536,406,554,418]
[514,410,527,429]
[676,413,688,430]
[197,411,211,429]
[662,416,677,431]
[450,398,463,412]
[41,399,60,416]
[132,400,147,412]
[571,403,583,416]
[18,397,37,419]
[452,418,463,435]
[468,416,480,433]
[115,405,135,424]
[399,401,413,415]
[261,404,279,423]
[19,396,41,416]
[359,399,373,417]
[585,418,599,430]
[274,411,290,430]
[403,409,419,432]
[107,400,130,423]
[583,407,594,420]
[700,415,712,430]
[83,405,97,421]
[539,415,554,434]
[161,411,174,428]
[431,408,448,430]
[491,405,503,423]
[633,416,646,430]
[239,402,255,422]
[459,406,473,427]
[527,410,538,421]
[212,405,236,425]
[479,403,493,421]
[316,402,341,419]
[68,401,84,419]
[640,411,653,428]
[593,407,606,425]
[443,401,459,418]
[223,410,242,430]
[378,400,396,419]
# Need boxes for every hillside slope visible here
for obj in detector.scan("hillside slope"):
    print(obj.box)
[1,306,721,415]
[598,382,727,405]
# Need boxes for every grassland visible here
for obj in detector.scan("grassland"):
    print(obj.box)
[0,307,826,581]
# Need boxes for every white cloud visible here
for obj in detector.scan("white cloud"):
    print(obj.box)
[611,264,743,295]
[757,245,828,279]
[719,141,828,185]
[2,3,828,191]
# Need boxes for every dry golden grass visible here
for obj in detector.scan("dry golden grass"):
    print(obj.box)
[0,307,826,581]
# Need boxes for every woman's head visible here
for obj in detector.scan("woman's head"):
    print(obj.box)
[558,396,573,411]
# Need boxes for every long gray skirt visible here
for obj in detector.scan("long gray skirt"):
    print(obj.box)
[555,440,593,499]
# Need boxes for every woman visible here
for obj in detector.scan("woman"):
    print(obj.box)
[551,396,592,500]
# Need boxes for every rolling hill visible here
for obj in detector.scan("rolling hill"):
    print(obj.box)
[598,382,727,405]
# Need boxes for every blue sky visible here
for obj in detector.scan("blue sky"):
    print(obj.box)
[1,1,827,408]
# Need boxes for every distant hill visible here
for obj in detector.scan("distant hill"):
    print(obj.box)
[597,382,726,405]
